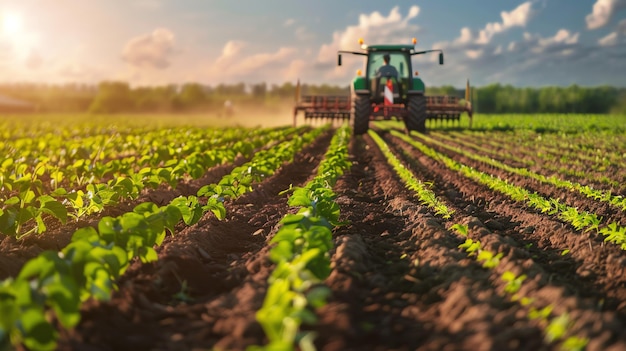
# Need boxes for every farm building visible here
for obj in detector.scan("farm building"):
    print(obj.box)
[0,93,36,113]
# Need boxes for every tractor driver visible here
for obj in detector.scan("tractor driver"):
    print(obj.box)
[375,54,398,79]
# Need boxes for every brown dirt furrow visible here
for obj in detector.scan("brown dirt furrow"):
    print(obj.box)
[443,131,626,196]
[381,130,626,347]
[311,134,541,351]
[57,128,335,351]
[422,132,626,225]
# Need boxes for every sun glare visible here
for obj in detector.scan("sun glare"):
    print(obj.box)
[1,12,23,35]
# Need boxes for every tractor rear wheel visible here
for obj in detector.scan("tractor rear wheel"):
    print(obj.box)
[352,95,371,135]
[406,95,427,134]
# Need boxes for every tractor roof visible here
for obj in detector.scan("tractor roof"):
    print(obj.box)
[366,44,415,52]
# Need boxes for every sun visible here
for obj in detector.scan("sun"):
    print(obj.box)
[1,11,23,36]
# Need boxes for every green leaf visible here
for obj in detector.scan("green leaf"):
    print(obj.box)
[41,199,68,224]
[139,246,158,263]
[280,214,306,226]
[21,190,36,205]
[18,251,64,281]
[19,308,57,351]
[269,241,294,263]
[162,205,182,235]
[172,196,203,225]
[45,275,81,328]
[203,197,226,220]
[4,197,19,206]
[450,223,469,236]
[562,336,588,351]
[271,228,301,245]
[545,314,569,343]
[0,208,18,235]
[0,285,19,331]
[97,217,123,245]
[288,188,311,207]
[71,227,99,243]
[133,202,158,216]
[501,271,516,282]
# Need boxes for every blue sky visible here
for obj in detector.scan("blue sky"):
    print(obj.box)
[0,0,625,88]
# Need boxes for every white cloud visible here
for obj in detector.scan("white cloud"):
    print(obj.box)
[436,2,534,51]
[317,6,420,65]
[207,41,298,81]
[599,31,619,45]
[521,29,579,53]
[537,29,579,46]
[599,18,626,45]
[455,27,473,45]
[465,49,483,59]
[586,0,626,29]
[284,18,295,27]
[122,28,176,69]
[476,2,534,44]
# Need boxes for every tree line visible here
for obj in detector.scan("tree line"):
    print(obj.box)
[429,84,626,114]
[0,81,624,114]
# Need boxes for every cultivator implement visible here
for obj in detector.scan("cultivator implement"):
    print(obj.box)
[293,95,352,125]
[425,95,473,126]
[293,81,473,128]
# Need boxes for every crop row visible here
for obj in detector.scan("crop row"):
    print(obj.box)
[368,130,453,218]
[0,127,301,238]
[478,128,625,160]
[0,115,219,141]
[451,223,588,351]
[466,114,626,136]
[0,126,327,351]
[469,131,626,177]
[0,125,292,195]
[412,131,626,212]
[253,125,351,350]
[458,129,625,168]
[369,130,588,349]
[431,131,624,191]
[390,130,626,251]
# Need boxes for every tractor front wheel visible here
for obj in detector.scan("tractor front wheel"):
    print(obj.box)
[406,95,427,134]
[352,95,371,135]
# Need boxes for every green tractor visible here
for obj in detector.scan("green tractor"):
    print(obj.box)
[293,38,472,134]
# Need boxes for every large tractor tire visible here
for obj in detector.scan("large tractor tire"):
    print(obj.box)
[406,95,427,134]
[352,95,371,135]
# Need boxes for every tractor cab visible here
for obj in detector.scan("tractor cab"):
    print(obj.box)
[366,50,411,103]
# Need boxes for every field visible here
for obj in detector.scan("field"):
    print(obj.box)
[1,113,626,351]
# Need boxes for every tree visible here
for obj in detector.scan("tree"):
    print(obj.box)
[177,83,207,109]
[88,81,133,113]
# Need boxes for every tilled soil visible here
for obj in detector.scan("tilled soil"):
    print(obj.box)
[438,130,626,196]
[3,127,626,350]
